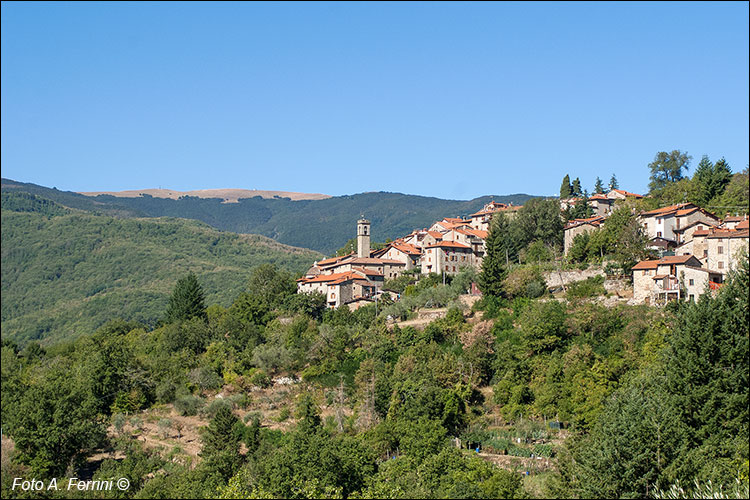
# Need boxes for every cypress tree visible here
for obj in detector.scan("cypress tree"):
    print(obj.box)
[560,175,572,199]
[165,272,207,323]
[571,178,582,197]
[609,173,619,191]
[478,214,510,297]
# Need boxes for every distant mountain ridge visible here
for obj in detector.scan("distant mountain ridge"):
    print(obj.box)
[2,178,540,254]
[80,187,331,202]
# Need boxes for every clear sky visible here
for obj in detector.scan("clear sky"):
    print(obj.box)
[2,1,748,200]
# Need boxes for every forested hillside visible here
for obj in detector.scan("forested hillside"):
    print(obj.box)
[1,179,536,254]
[1,257,746,499]
[1,193,322,344]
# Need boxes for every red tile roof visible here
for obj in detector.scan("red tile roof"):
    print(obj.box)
[640,203,695,217]
[632,260,660,270]
[351,267,384,277]
[737,219,749,230]
[425,241,472,250]
[610,189,643,198]
[298,271,360,284]
[565,216,606,230]
[707,229,750,239]
[632,254,701,270]
[390,242,422,255]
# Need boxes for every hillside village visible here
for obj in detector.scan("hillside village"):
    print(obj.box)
[297,191,749,309]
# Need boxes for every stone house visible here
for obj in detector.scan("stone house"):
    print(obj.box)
[706,229,750,274]
[639,203,720,242]
[563,216,605,255]
[378,242,422,270]
[421,241,474,275]
[469,202,518,231]
[631,255,721,305]
[588,194,614,216]
[606,189,643,200]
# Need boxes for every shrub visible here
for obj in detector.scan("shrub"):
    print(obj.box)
[566,275,606,299]
[174,395,205,416]
[200,397,233,419]
[188,366,222,391]
[248,368,272,388]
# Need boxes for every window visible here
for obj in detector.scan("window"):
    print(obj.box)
[718,246,723,254]
[718,261,724,269]
[689,279,694,286]
[703,249,708,257]
[657,232,662,237]
[689,294,695,301]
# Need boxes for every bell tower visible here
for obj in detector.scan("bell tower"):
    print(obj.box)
[357,218,371,258]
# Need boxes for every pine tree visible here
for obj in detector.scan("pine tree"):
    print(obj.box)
[165,272,207,323]
[560,174,572,199]
[594,177,604,194]
[609,174,619,191]
[571,178,582,197]
[478,214,510,297]
[200,405,242,479]
[694,156,732,207]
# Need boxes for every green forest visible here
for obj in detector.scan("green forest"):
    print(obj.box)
[1,192,321,344]
[1,178,535,254]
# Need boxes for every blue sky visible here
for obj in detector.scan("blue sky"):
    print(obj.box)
[2,1,748,199]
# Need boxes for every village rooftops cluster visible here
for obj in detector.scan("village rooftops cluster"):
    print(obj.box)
[296,201,516,309]
[561,193,748,306]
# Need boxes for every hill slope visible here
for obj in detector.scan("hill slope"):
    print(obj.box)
[1,194,322,345]
[2,179,538,254]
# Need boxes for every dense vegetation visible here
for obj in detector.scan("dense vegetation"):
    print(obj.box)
[2,178,536,254]
[2,254,747,499]
[1,194,321,344]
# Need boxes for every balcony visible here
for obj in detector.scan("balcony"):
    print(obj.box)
[654,276,680,292]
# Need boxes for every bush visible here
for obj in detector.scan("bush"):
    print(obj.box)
[174,395,205,416]
[504,266,547,299]
[200,397,233,419]
[248,368,272,388]
[566,275,606,299]
[188,366,222,391]
[155,380,177,403]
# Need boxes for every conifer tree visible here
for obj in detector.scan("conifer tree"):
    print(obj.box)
[165,272,207,323]
[571,178,582,197]
[478,214,510,297]
[594,177,604,194]
[200,405,242,479]
[609,173,619,191]
[560,174,572,199]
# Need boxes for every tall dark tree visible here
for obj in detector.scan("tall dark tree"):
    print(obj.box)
[664,257,749,483]
[478,214,510,297]
[594,177,604,194]
[571,192,594,219]
[200,405,242,479]
[165,272,207,323]
[609,173,619,190]
[648,150,692,193]
[571,178,583,197]
[560,174,572,199]
[693,155,732,207]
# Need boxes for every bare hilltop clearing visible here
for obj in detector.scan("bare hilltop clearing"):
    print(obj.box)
[79,187,332,202]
